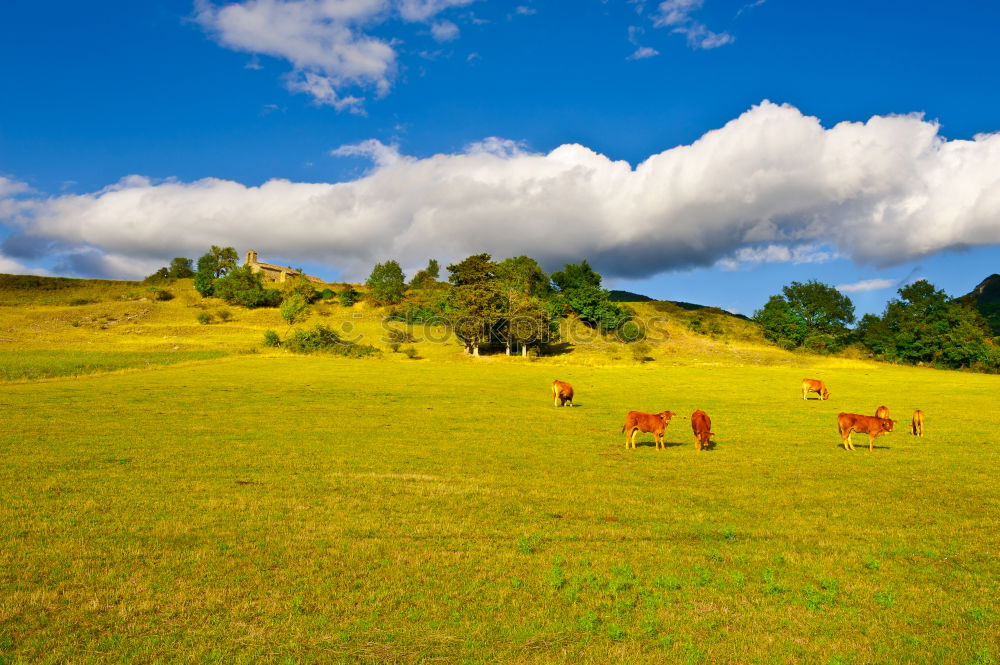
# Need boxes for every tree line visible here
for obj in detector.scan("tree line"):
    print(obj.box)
[753,279,999,371]
[147,248,633,356]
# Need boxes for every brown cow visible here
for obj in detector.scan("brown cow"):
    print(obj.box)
[691,410,713,450]
[552,380,574,407]
[622,411,676,450]
[875,405,890,419]
[837,412,895,452]
[802,378,831,400]
[911,410,925,437]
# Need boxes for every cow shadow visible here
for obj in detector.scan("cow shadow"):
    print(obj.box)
[629,441,685,449]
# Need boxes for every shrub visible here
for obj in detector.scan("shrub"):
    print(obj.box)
[148,288,174,301]
[385,304,443,325]
[197,312,214,325]
[69,298,96,306]
[401,345,419,360]
[212,266,282,308]
[262,330,281,347]
[320,288,335,300]
[284,324,379,357]
[280,293,312,327]
[630,341,654,363]
[216,309,232,322]
[385,327,414,346]
[338,286,361,307]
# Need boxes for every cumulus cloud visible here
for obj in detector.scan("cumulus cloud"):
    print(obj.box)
[4,101,1000,280]
[652,0,733,49]
[196,0,473,110]
[836,278,897,293]
[430,19,459,41]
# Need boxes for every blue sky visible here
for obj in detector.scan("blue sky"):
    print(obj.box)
[2,0,1000,316]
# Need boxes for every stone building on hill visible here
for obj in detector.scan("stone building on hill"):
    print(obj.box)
[245,250,324,284]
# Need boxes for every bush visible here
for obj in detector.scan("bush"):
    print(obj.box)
[284,324,379,357]
[262,330,281,347]
[320,288,335,300]
[212,266,282,308]
[401,345,420,359]
[216,309,232,322]
[147,288,174,301]
[197,312,214,325]
[339,286,361,307]
[385,304,443,325]
[631,341,654,363]
[280,293,312,327]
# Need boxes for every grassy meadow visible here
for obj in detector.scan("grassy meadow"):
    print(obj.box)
[1,276,998,664]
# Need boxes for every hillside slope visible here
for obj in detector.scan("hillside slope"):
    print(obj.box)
[0,273,864,380]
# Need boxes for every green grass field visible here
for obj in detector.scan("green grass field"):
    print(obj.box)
[1,276,997,663]
[2,356,998,664]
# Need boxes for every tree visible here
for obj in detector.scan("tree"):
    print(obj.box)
[782,280,855,335]
[193,245,239,297]
[550,259,601,292]
[339,285,360,307]
[857,280,996,369]
[753,280,854,352]
[366,260,407,305]
[446,280,504,356]
[752,295,807,349]
[549,261,628,333]
[497,256,550,298]
[410,259,442,289]
[280,293,313,329]
[447,253,497,287]
[443,254,504,355]
[168,257,194,279]
[211,266,282,308]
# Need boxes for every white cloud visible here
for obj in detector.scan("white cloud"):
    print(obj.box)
[331,138,406,166]
[652,0,733,49]
[5,101,1000,280]
[628,46,659,60]
[430,19,459,41]
[514,6,536,16]
[196,0,473,110]
[835,278,897,293]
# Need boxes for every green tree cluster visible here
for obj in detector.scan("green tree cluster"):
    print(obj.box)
[193,245,239,297]
[550,259,630,333]
[753,280,855,353]
[145,257,195,283]
[856,280,998,370]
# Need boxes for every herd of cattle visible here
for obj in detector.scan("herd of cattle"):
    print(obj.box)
[551,378,925,452]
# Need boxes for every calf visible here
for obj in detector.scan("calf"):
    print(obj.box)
[622,411,676,450]
[911,410,925,437]
[690,410,713,451]
[802,378,831,400]
[837,412,895,452]
[875,405,890,419]
[552,380,574,407]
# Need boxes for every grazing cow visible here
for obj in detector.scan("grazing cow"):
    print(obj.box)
[691,410,713,451]
[837,412,895,452]
[622,411,676,450]
[875,405,890,419]
[912,410,925,437]
[802,378,831,400]
[552,380,574,407]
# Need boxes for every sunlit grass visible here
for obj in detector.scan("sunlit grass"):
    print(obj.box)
[0,350,228,382]
[1,356,997,663]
